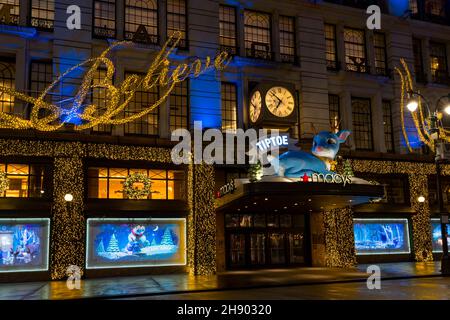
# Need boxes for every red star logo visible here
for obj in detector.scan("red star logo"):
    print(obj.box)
[302,173,309,182]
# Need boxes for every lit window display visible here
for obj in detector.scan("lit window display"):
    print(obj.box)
[87,167,185,200]
[353,218,411,255]
[431,218,450,253]
[86,218,186,269]
[0,218,50,272]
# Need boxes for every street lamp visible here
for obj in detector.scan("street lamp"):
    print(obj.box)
[407,91,450,275]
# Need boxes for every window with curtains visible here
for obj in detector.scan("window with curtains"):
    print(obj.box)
[219,5,237,55]
[409,0,419,14]
[221,82,237,132]
[93,0,116,38]
[0,0,19,25]
[0,60,14,114]
[169,80,189,132]
[167,0,187,48]
[424,0,446,17]
[344,28,368,73]
[328,94,340,133]
[382,100,395,153]
[412,38,425,82]
[244,10,272,60]
[351,97,373,151]
[29,61,52,118]
[87,167,185,200]
[374,33,387,76]
[430,41,448,84]
[279,16,295,63]
[91,69,113,134]
[124,72,159,136]
[0,163,50,198]
[325,24,338,70]
[30,0,54,30]
[125,0,158,44]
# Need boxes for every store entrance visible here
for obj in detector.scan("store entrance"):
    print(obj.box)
[225,213,310,268]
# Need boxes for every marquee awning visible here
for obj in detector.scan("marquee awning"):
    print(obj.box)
[215,178,385,214]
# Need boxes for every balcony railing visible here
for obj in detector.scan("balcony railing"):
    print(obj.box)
[327,60,341,71]
[30,18,54,31]
[280,53,296,64]
[220,45,238,56]
[245,48,273,61]
[0,14,19,26]
[125,31,158,45]
[346,57,369,73]
[93,26,116,39]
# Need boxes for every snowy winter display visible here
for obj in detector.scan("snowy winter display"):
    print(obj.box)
[86,218,186,269]
[353,218,411,255]
[0,219,50,272]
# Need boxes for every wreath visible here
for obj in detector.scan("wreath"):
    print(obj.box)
[0,170,9,194]
[123,173,152,200]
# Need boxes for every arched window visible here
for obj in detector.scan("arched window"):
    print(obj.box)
[125,0,158,44]
[244,10,272,60]
[344,28,368,73]
[0,60,15,114]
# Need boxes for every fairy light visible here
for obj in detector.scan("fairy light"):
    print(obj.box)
[0,31,231,132]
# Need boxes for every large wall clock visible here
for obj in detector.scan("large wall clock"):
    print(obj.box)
[265,86,295,118]
[249,90,262,123]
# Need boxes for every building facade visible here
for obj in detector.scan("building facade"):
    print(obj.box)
[0,0,449,281]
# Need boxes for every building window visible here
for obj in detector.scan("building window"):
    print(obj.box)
[125,0,158,44]
[344,28,368,73]
[0,163,49,198]
[374,33,387,76]
[0,60,14,114]
[430,41,448,84]
[409,0,419,14]
[0,0,19,25]
[425,0,446,17]
[169,80,189,132]
[29,61,52,117]
[244,10,272,60]
[328,94,340,133]
[279,16,295,63]
[167,0,187,48]
[91,69,112,134]
[221,82,237,132]
[219,5,237,55]
[87,167,185,200]
[124,72,159,136]
[412,38,425,82]
[352,97,373,151]
[325,24,338,70]
[30,0,54,30]
[93,0,116,38]
[382,100,394,153]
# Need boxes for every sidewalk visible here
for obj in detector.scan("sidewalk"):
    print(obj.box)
[0,262,442,300]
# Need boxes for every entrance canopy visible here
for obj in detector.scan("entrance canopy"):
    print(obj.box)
[216,178,385,214]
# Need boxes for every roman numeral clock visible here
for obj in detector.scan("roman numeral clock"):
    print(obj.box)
[249,83,297,128]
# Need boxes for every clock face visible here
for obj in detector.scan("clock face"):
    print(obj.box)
[265,86,295,118]
[249,91,262,123]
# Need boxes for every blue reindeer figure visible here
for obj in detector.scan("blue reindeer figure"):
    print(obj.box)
[267,130,351,178]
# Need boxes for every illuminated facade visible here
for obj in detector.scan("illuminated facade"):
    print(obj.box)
[0,0,449,280]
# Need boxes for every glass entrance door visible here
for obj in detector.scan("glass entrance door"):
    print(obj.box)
[250,233,266,265]
[289,232,305,264]
[269,233,286,264]
[229,234,246,266]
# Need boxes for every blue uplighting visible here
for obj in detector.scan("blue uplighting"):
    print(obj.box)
[388,0,410,17]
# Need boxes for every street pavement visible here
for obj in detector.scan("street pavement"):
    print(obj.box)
[0,262,442,299]
[128,277,450,300]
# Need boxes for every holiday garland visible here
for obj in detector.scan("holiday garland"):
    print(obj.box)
[0,170,9,194]
[123,173,152,199]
